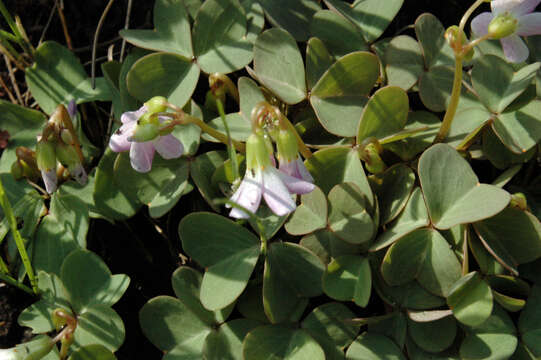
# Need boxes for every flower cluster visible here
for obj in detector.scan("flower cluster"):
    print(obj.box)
[109,97,184,173]
[472,0,541,62]
[35,102,87,194]
[227,108,315,219]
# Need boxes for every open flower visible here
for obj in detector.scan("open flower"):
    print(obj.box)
[227,132,314,219]
[471,0,541,62]
[275,128,315,195]
[109,106,184,173]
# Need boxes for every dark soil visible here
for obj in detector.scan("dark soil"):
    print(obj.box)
[0,0,474,358]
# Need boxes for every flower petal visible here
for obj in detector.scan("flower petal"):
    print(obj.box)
[517,13,541,35]
[295,158,314,183]
[109,121,136,152]
[492,0,541,16]
[67,100,77,119]
[277,170,315,195]
[154,134,184,159]
[229,170,263,219]
[471,12,494,37]
[41,169,57,194]
[501,34,530,62]
[121,106,147,124]
[262,167,296,216]
[130,141,155,173]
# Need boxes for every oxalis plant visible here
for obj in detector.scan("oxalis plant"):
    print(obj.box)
[1,0,541,358]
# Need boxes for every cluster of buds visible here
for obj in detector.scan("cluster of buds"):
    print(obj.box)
[109,96,184,173]
[33,102,87,194]
[227,102,315,219]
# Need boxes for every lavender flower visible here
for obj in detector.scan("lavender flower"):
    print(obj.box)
[471,0,541,62]
[109,106,184,173]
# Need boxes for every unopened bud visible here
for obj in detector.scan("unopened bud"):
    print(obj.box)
[55,143,79,168]
[60,129,74,146]
[246,133,271,170]
[36,141,56,172]
[445,25,474,60]
[488,14,518,39]
[363,143,387,174]
[144,96,168,114]
[11,161,23,180]
[129,123,160,142]
[510,192,527,210]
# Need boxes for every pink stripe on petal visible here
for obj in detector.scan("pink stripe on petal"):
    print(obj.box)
[492,0,541,16]
[517,13,541,35]
[277,170,315,195]
[154,134,184,159]
[121,106,147,124]
[229,170,262,219]
[109,121,136,152]
[262,168,296,216]
[501,35,530,62]
[130,141,155,173]
[471,12,494,37]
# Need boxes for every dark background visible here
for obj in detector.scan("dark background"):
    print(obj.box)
[0,0,474,358]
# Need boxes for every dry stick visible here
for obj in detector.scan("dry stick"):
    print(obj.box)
[4,54,23,105]
[0,73,17,103]
[119,0,133,62]
[55,0,72,49]
[91,0,116,89]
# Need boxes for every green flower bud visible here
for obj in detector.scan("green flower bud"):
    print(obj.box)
[445,25,475,60]
[276,129,298,162]
[11,161,23,180]
[145,96,168,114]
[488,14,518,39]
[363,143,387,174]
[36,140,56,172]
[56,142,80,168]
[246,133,270,170]
[138,112,159,126]
[130,123,160,142]
[510,192,527,210]
[60,129,74,146]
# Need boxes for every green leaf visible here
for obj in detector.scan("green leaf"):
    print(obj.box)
[73,304,125,352]
[346,332,406,360]
[285,186,327,236]
[384,35,424,90]
[418,65,455,112]
[190,150,227,211]
[408,316,457,353]
[204,113,251,142]
[473,207,541,267]
[302,302,358,359]
[119,0,193,58]
[203,319,261,360]
[472,55,540,113]
[254,28,306,104]
[300,229,362,265]
[460,305,517,360]
[49,193,89,246]
[93,149,141,221]
[312,52,380,137]
[0,193,44,251]
[257,0,321,41]
[370,164,415,225]
[243,325,325,360]
[239,76,266,122]
[519,285,541,357]
[148,159,190,218]
[179,212,260,310]
[305,147,374,208]
[446,106,492,148]
[61,249,130,313]
[418,144,510,229]
[492,100,541,154]
[139,296,211,352]
[69,345,117,360]
[447,272,493,327]
[370,187,429,252]
[237,284,268,323]
[414,13,454,68]
[483,128,535,170]
[171,266,233,325]
[26,41,112,114]
[357,86,409,143]
[323,255,371,307]
[324,0,403,42]
[126,52,200,108]
[306,37,334,90]
[310,10,368,59]
[369,313,407,350]
[192,0,253,73]
[328,183,375,246]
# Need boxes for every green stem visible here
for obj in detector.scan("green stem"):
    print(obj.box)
[278,113,312,159]
[459,0,486,37]
[0,271,35,295]
[0,255,10,274]
[434,55,464,143]
[216,98,239,181]
[0,176,38,294]
[184,116,246,153]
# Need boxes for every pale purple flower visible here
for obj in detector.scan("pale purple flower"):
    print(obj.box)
[228,167,297,219]
[109,106,184,173]
[40,169,57,194]
[278,157,315,194]
[471,0,541,62]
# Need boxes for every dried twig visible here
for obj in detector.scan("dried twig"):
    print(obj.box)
[55,0,72,49]
[4,54,23,105]
[0,72,17,103]
[91,0,116,89]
